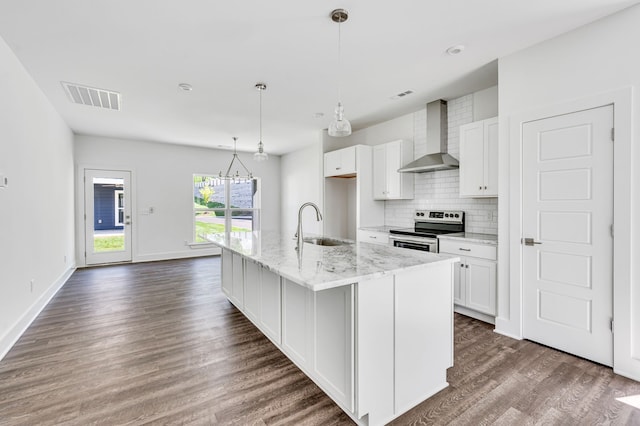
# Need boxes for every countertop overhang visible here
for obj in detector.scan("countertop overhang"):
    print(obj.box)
[206,231,459,291]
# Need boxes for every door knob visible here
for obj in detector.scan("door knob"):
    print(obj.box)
[522,237,542,246]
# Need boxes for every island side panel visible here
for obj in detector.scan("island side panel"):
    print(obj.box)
[395,263,453,415]
[356,275,395,424]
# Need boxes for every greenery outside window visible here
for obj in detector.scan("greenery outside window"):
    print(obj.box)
[193,175,261,242]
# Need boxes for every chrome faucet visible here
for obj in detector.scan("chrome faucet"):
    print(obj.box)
[295,202,323,250]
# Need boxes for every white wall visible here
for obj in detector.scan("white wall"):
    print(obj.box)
[280,142,323,236]
[497,3,640,380]
[74,135,281,265]
[0,37,75,359]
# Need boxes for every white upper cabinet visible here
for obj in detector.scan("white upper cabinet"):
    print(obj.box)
[459,117,498,198]
[372,140,414,200]
[324,146,357,177]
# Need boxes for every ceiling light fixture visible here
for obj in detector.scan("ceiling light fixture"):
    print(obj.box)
[254,83,269,162]
[328,8,352,138]
[178,83,193,91]
[446,45,465,55]
[219,137,253,181]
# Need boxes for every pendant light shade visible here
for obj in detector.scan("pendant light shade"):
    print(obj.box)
[328,8,351,138]
[254,82,269,161]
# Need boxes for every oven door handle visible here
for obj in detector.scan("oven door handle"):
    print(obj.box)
[389,235,438,244]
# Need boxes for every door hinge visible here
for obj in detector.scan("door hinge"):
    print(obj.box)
[610,224,614,238]
[611,128,615,142]
[610,319,614,332]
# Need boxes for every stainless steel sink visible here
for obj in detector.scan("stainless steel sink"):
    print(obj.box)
[303,237,351,247]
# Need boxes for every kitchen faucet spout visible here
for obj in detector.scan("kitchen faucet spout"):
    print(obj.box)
[295,202,322,250]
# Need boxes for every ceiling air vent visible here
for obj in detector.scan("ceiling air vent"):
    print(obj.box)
[61,82,121,111]
[390,90,414,100]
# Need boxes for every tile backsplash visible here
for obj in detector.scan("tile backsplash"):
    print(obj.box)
[384,94,498,235]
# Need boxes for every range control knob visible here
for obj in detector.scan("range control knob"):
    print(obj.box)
[455,213,460,218]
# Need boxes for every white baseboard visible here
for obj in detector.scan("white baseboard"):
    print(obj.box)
[133,248,221,263]
[0,264,76,362]
[454,305,495,325]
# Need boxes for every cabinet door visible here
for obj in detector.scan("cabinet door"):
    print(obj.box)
[313,285,354,411]
[230,253,244,308]
[453,258,465,305]
[465,257,497,315]
[484,117,499,197]
[372,144,387,199]
[385,140,402,198]
[324,150,343,177]
[221,249,232,298]
[459,121,485,197]
[324,146,357,177]
[260,268,281,344]
[282,279,314,368]
[244,260,261,322]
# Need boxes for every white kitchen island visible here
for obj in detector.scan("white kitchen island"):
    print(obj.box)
[207,231,459,426]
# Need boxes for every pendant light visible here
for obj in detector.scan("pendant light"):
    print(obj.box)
[219,137,253,182]
[328,8,351,138]
[254,82,269,161]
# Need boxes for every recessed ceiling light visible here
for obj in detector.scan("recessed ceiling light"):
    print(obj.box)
[446,45,465,55]
[178,83,193,91]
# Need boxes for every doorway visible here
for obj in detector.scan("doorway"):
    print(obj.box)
[521,105,614,366]
[84,169,132,265]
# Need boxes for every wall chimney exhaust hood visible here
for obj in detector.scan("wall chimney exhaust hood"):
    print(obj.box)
[398,100,459,173]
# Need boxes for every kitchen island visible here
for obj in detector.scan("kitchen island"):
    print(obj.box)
[207,231,459,426]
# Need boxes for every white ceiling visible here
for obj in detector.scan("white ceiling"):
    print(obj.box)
[0,1,637,155]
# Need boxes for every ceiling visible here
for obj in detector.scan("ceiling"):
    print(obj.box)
[0,1,637,155]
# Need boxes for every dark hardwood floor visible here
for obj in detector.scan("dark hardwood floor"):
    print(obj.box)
[0,257,638,425]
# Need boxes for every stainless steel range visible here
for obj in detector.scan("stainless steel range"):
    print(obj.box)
[389,210,465,252]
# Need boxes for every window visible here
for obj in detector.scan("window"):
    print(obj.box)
[114,190,124,227]
[193,175,261,242]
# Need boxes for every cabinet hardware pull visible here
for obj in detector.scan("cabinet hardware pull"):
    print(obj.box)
[460,264,464,267]
[336,167,341,170]
[369,236,377,239]
[459,248,471,251]
[484,186,487,190]
[466,264,469,268]
[479,186,482,190]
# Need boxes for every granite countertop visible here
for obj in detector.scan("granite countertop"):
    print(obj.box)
[206,231,459,291]
[437,232,498,245]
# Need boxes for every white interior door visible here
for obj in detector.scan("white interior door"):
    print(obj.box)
[84,169,132,265]
[522,105,613,366]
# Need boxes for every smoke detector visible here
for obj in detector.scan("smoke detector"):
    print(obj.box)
[61,82,121,110]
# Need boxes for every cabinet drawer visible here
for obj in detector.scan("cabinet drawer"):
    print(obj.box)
[357,230,389,245]
[439,240,496,261]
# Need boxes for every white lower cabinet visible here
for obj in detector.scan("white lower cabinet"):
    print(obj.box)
[357,229,389,245]
[221,249,244,309]
[440,239,497,318]
[221,249,233,298]
[230,253,244,308]
[260,268,281,344]
[282,278,314,368]
[313,284,354,411]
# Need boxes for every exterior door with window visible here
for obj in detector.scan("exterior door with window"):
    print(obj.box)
[522,105,614,366]
[84,169,132,264]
